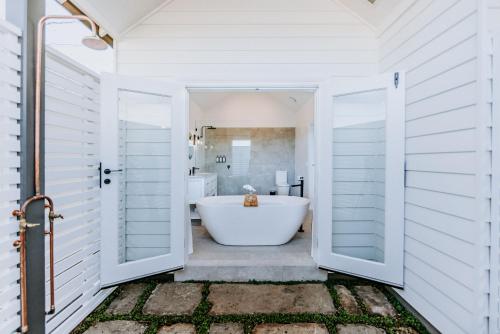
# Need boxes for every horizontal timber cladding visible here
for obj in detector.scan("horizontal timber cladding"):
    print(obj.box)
[488,0,500,332]
[44,47,111,334]
[0,19,21,334]
[116,0,379,82]
[379,0,486,333]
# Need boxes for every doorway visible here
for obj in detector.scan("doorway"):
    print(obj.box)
[181,87,322,281]
[99,74,405,287]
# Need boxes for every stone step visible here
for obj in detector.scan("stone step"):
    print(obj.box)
[208,283,335,315]
[174,264,328,282]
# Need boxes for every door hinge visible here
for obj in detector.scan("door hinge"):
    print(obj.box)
[394,72,400,89]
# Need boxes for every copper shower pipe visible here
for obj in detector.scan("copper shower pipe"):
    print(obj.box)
[35,15,100,195]
[12,15,98,333]
[12,196,63,333]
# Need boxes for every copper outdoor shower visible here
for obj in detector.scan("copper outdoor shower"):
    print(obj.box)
[12,15,106,333]
[12,195,62,333]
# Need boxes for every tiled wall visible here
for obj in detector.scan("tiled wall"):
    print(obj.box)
[203,128,295,195]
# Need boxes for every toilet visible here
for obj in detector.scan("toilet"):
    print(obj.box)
[275,170,290,196]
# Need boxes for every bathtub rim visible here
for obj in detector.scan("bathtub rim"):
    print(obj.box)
[196,195,310,208]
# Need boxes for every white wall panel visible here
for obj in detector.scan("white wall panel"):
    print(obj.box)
[0,19,21,334]
[44,47,111,334]
[379,1,484,333]
[488,1,500,332]
[117,0,378,82]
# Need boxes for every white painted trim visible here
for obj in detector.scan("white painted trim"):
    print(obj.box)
[490,29,500,334]
[476,1,493,331]
[186,80,321,262]
[118,0,176,40]
[376,0,418,37]
[334,0,376,32]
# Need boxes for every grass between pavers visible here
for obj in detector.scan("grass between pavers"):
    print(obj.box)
[71,278,430,334]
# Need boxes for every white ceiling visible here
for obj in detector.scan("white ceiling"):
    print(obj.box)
[68,0,168,37]
[337,0,414,28]
[190,91,314,112]
[67,0,410,38]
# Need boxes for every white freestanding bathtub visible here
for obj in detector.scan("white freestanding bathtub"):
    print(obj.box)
[196,195,310,246]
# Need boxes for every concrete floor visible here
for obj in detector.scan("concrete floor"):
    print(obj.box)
[175,212,328,281]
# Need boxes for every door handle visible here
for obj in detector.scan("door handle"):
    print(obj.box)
[103,168,123,174]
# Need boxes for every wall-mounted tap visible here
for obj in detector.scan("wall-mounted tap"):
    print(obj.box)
[191,166,200,176]
[291,177,305,232]
[291,176,304,198]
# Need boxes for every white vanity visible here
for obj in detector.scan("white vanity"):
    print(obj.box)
[188,173,217,219]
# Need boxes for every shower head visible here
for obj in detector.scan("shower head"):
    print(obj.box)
[82,35,108,50]
[200,125,216,138]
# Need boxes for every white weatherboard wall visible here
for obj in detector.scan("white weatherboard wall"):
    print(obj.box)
[0,19,21,334]
[489,1,500,332]
[379,0,486,333]
[0,1,5,20]
[44,48,111,334]
[116,0,378,82]
[488,0,500,32]
[113,0,495,332]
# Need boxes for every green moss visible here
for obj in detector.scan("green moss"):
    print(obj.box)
[71,279,429,334]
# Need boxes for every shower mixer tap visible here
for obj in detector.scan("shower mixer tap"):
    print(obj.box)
[12,195,64,332]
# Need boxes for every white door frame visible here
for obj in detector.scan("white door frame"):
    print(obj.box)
[136,75,404,285]
[183,77,405,281]
[100,73,186,286]
[185,81,322,258]
[490,31,500,334]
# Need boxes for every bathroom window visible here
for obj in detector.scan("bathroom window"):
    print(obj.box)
[231,139,251,176]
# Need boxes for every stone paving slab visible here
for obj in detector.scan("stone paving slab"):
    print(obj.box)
[208,284,335,315]
[337,324,386,334]
[158,323,196,334]
[83,320,147,334]
[106,283,146,315]
[143,283,203,315]
[395,327,420,334]
[354,285,396,317]
[334,285,361,315]
[252,323,328,334]
[209,322,244,334]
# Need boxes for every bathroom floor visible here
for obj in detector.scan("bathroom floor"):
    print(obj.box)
[175,212,327,281]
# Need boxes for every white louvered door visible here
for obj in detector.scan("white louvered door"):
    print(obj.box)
[100,74,186,286]
[316,73,405,287]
